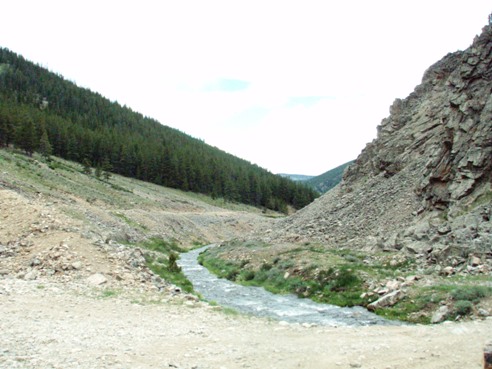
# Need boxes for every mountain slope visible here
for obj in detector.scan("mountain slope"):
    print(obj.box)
[0,48,318,212]
[306,160,354,193]
[267,23,492,263]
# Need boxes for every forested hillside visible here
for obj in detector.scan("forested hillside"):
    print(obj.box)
[0,48,318,212]
[306,160,353,193]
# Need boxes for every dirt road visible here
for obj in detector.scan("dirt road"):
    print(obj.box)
[1,277,491,369]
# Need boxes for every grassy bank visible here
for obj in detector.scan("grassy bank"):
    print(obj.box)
[198,241,492,323]
[134,237,196,293]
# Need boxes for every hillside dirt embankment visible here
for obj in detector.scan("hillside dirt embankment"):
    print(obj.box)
[1,152,491,368]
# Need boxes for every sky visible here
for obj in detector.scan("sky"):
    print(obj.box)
[1,1,490,175]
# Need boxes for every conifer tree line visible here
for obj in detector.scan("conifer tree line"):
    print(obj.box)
[0,48,318,212]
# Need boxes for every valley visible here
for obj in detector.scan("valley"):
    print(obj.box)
[1,148,491,368]
[1,14,491,369]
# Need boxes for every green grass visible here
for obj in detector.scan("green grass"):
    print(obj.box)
[374,297,431,324]
[450,285,492,302]
[134,237,194,293]
[198,240,492,323]
[199,250,369,307]
[375,284,492,323]
[100,289,119,298]
[454,300,473,316]
[144,253,194,293]
[141,237,186,254]
[112,212,148,230]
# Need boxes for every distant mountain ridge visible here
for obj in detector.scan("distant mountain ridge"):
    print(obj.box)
[278,174,314,182]
[279,161,354,193]
[306,161,354,193]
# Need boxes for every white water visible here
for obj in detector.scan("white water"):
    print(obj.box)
[178,246,399,326]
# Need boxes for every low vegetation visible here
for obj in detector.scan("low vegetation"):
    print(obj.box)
[198,240,492,323]
[135,237,194,293]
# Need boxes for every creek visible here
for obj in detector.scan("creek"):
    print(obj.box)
[178,245,399,326]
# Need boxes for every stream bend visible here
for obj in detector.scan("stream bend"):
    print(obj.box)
[178,245,399,326]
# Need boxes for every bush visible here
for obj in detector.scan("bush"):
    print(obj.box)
[454,300,473,316]
[327,267,360,292]
[168,252,181,273]
[451,286,491,302]
[239,270,255,281]
[144,253,193,293]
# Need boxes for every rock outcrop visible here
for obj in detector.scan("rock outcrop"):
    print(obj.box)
[266,24,492,267]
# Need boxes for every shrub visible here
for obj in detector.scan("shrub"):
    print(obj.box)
[239,270,255,281]
[168,252,181,273]
[328,267,360,292]
[451,286,491,302]
[260,262,272,271]
[454,300,473,316]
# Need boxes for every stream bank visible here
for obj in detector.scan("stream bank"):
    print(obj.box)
[178,245,398,326]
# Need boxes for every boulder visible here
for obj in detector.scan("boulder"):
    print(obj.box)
[470,256,482,267]
[87,273,107,286]
[367,290,403,311]
[431,305,450,324]
[24,269,39,281]
[71,261,83,270]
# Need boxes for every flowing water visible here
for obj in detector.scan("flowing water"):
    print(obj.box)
[178,245,399,327]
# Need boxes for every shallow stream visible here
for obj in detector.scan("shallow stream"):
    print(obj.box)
[178,245,399,326]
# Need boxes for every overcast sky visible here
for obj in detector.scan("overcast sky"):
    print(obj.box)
[1,1,490,175]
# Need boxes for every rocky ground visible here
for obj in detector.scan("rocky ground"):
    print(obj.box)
[1,151,492,368]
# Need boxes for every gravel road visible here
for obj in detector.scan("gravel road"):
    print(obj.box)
[1,277,491,369]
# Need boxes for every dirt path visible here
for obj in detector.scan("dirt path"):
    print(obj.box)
[1,277,491,369]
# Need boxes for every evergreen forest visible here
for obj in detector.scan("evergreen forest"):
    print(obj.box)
[0,48,318,212]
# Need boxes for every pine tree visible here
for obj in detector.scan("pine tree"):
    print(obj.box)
[101,157,112,181]
[38,126,52,159]
[0,105,15,147]
[95,165,102,178]
[82,158,92,175]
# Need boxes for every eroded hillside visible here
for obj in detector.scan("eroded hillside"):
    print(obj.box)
[0,149,276,291]
[266,24,492,264]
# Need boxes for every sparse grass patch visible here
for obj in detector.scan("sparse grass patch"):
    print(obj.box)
[374,296,431,324]
[141,237,186,254]
[109,182,132,193]
[144,252,194,293]
[112,212,148,230]
[375,283,492,323]
[100,289,119,298]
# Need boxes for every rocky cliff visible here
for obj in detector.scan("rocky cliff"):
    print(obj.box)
[267,24,492,268]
